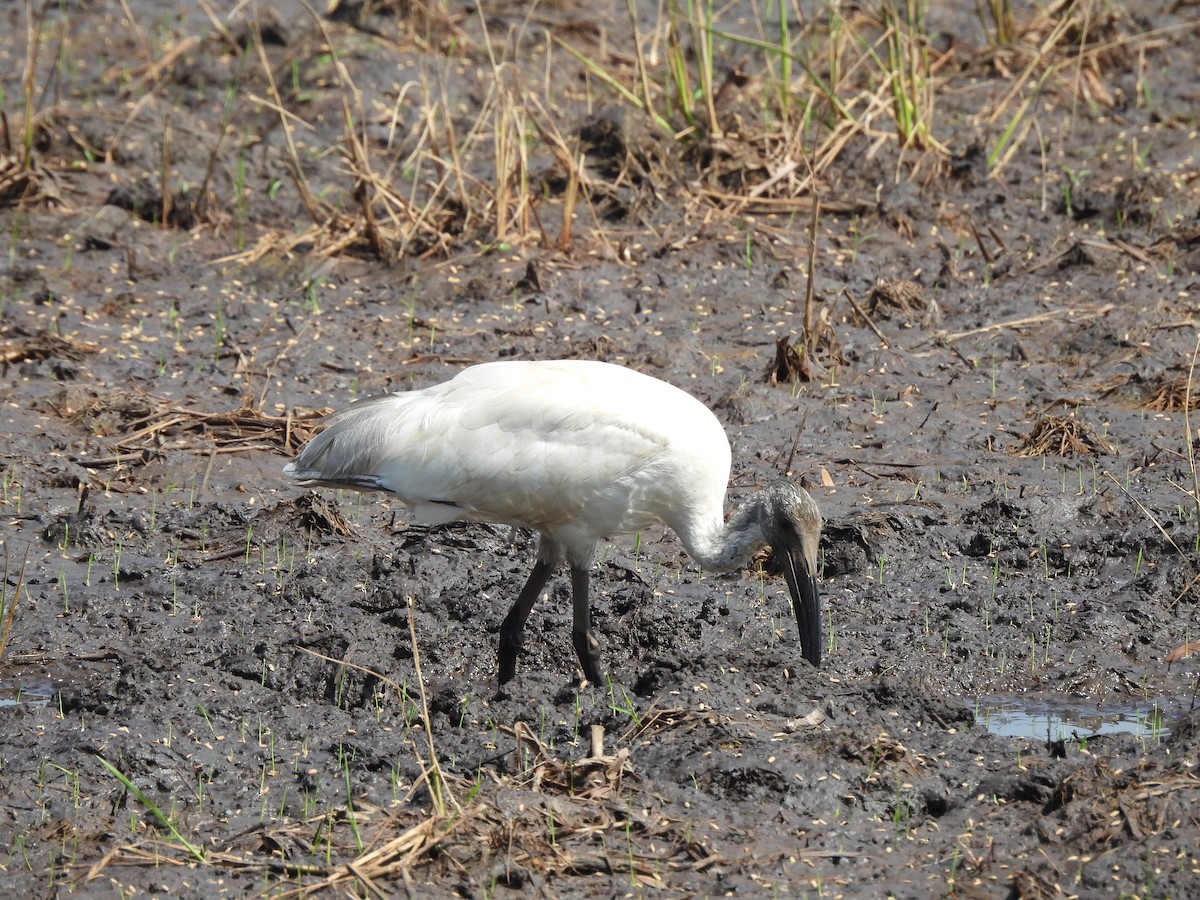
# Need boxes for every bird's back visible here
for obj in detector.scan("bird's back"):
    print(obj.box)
[285,360,731,548]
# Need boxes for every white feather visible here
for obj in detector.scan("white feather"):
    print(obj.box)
[285,360,730,564]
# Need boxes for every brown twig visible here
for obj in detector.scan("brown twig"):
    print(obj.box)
[842,287,889,347]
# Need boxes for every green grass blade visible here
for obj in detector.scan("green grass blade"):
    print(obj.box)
[96,755,206,862]
[554,37,674,133]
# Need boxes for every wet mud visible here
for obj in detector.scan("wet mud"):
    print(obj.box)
[2,1,1200,896]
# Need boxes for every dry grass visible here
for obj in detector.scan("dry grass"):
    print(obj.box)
[0,544,28,662]
[80,708,722,895]
[1141,374,1200,413]
[1014,414,1116,457]
[1,331,97,366]
[45,389,325,466]
[0,0,1176,274]
[866,276,940,328]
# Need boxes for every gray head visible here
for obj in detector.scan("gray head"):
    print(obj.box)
[757,481,824,668]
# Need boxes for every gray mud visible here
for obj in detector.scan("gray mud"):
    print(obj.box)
[2,1,1200,897]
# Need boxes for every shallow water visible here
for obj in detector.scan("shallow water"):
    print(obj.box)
[974,693,1193,742]
[0,678,54,709]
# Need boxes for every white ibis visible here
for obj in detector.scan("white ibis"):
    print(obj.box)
[284,359,823,685]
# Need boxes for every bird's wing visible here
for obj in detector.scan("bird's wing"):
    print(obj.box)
[403,364,677,527]
[286,361,696,531]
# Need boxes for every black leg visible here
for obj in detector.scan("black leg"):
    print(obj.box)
[569,566,605,686]
[497,560,552,683]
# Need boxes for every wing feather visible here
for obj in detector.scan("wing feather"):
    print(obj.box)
[285,360,730,537]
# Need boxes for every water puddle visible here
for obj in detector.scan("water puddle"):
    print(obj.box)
[973,694,1192,742]
[0,658,114,709]
[0,678,55,708]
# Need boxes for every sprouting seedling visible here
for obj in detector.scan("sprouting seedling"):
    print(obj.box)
[870,389,884,417]
[624,796,637,886]
[213,297,225,349]
[46,762,82,813]
[404,285,420,347]
[339,747,363,853]
[891,790,913,843]
[333,669,349,710]
[607,680,641,729]
[196,765,212,811]
[113,539,123,591]
[196,704,216,737]
[96,756,205,862]
[976,0,1014,45]
[304,272,326,314]
[233,154,249,251]
[1182,334,1200,545]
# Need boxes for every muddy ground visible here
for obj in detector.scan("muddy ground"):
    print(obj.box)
[2,1,1200,897]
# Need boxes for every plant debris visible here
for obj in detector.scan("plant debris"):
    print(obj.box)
[1014,414,1117,457]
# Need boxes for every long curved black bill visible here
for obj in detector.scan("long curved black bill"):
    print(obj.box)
[781,547,822,667]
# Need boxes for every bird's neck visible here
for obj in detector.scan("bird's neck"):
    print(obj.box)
[679,497,766,573]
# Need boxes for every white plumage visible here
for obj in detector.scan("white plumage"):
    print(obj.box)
[285,359,823,685]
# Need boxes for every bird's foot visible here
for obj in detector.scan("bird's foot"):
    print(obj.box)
[571,628,604,686]
[497,635,522,685]
[571,627,605,689]
[576,672,605,692]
